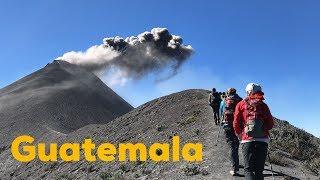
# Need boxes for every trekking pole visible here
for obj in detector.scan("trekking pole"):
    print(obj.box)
[216,123,221,143]
[267,150,275,180]
[267,135,275,180]
[216,117,223,144]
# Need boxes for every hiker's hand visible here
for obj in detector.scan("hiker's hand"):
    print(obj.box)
[236,134,241,140]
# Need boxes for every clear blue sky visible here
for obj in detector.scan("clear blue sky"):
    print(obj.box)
[0,1,319,137]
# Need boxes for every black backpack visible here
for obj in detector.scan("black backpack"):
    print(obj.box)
[210,92,221,107]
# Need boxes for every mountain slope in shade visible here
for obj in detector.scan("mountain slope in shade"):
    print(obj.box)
[0,60,133,145]
[2,89,318,179]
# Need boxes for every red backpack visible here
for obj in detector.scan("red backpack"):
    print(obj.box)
[223,96,241,124]
[244,98,266,138]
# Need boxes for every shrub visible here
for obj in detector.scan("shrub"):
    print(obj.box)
[156,125,166,132]
[119,164,131,173]
[99,172,112,180]
[182,164,200,176]
[56,174,74,180]
[304,158,320,175]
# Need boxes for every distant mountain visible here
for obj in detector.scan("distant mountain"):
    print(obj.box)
[2,89,318,179]
[0,60,133,146]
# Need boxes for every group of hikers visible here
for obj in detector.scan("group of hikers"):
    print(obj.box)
[209,83,274,180]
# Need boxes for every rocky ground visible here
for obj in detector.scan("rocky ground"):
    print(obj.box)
[2,89,319,180]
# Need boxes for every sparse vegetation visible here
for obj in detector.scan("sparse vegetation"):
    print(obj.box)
[268,152,291,167]
[270,118,320,175]
[134,160,144,167]
[99,172,112,180]
[88,165,98,173]
[45,162,58,171]
[179,115,197,126]
[179,110,201,126]
[134,172,141,178]
[182,164,200,176]
[135,160,155,176]
[119,164,131,173]
[0,146,6,154]
[156,125,166,132]
[304,158,320,176]
[113,170,125,180]
[56,174,74,180]
[142,167,153,175]
[200,169,209,176]
[194,129,201,135]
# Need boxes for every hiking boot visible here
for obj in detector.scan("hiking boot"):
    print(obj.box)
[229,170,238,176]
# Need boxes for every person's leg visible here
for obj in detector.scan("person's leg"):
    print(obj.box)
[230,131,239,172]
[225,129,239,173]
[214,111,219,125]
[215,106,221,125]
[254,142,268,180]
[242,142,255,180]
[216,110,221,125]
[211,107,217,125]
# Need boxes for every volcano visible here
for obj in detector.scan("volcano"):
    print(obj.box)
[0,60,133,145]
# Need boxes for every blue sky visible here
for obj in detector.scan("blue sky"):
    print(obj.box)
[0,1,319,137]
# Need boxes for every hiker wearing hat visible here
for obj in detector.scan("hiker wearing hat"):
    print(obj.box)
[220,88,242,176]
[233,83,274,180]
[208,88,222,125]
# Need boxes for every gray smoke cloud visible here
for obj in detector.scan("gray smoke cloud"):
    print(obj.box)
[56,28,194,86]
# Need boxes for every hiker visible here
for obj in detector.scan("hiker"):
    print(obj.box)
[233,83,274,180]
[220,88,242,176]
[208,88,222,125]
[219,93,226,123]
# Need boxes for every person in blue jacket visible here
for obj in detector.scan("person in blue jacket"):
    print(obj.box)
[219,93,226,123]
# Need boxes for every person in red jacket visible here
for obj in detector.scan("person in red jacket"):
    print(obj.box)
[233,83,274,180]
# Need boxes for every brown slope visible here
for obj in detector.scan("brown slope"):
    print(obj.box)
[4,89,319,180]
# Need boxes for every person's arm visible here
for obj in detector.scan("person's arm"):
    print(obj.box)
[263,103,274,130]
[233,102,243,136]
[219,101,224,117]
[236,94,243,101]
[208,94,212,104]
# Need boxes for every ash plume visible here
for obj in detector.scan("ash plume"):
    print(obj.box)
[56,28,194,86]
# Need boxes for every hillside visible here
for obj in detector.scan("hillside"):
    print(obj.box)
[3,89,319,179]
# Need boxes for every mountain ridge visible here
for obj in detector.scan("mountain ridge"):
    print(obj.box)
[1,89,318,179]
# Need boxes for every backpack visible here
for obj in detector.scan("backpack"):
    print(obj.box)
[223,95,241,125]
[244,98,265,138]
[209,92,221,108]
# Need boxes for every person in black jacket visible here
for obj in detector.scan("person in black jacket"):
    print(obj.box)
[208,88,222,125]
